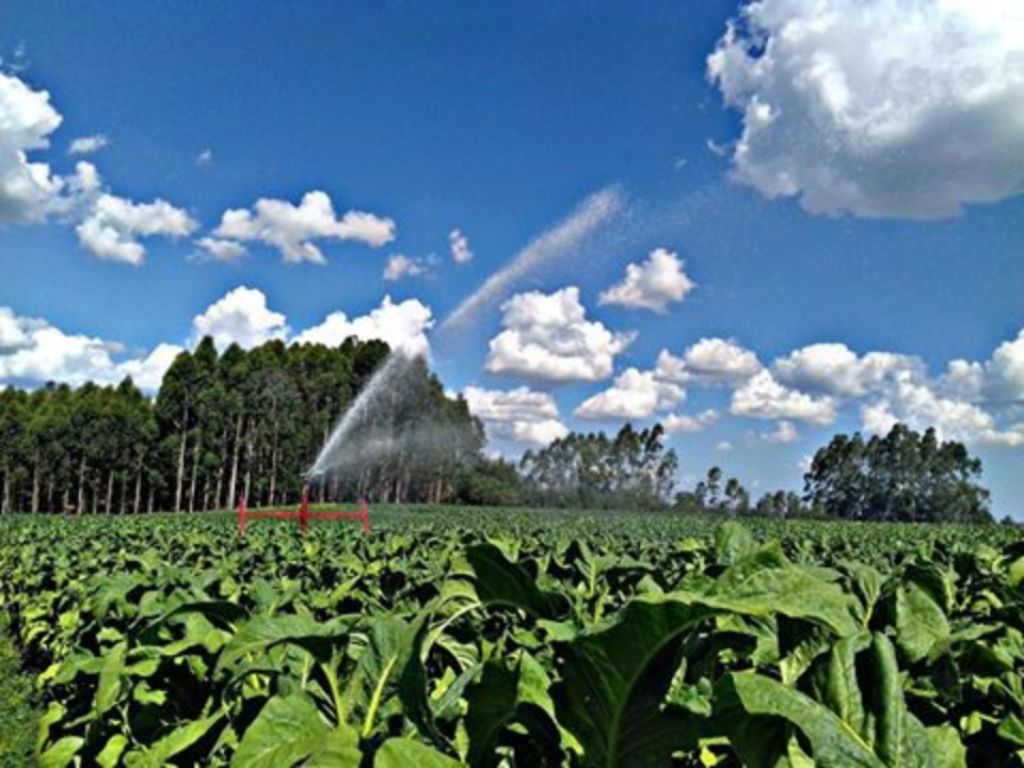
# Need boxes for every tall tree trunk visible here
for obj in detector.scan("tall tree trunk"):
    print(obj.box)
[147,484,155,514]
[244,429,253,506]
[214,467,223,511]
[105,469,114,514]
[31,458,40,514]
[269,439,279,507]
[1,464,8,515]
[174,407,188,513]
[188,431,201,514]
[133,464,143,515]
[228,415,242,508]
[77,456,87,513]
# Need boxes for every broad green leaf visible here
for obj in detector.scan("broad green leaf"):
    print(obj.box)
[926,726,966,768]
[96,734,129,768]
[38,736,84,768]
[715,521,756,565]
[95,641,128,717]
[343,615,423,736]
[715,672,884,768]
[1008,557,1024,588]
[231,693,359,768]
[463,654,562,766]
[466,543,569,620]
[124,709,225,768]
[811,632,872,739]
[997,713,1024,746]
[374,738,463,768]
[894,583,949,663]
[217,613,355,670]
[552,598,715,768]
[674,564,860,638]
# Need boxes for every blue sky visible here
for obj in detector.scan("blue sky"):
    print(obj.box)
[3,1,1024,516]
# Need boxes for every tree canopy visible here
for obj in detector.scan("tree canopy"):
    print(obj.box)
[803,424,990,523]
[519,423,678,510]
[0,337,483,514]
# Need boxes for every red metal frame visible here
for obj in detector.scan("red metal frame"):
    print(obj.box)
[238,486,370,539]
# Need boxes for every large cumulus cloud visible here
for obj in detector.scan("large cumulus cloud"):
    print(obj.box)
[708,0,1024,219]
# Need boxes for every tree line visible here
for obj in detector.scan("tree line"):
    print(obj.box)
[0,330,994,523]
[0,337,483,514]
[460,423,992,523]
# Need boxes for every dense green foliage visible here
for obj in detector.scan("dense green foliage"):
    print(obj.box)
[805,425,990,522]
[0,614,36,767]
[520,423,679,509]
[0,338,483,514]
[2,508,1022,766]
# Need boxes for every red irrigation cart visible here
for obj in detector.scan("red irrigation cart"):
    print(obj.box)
[237,485,370,538]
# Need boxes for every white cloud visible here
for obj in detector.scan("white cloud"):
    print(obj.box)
[115,343,185,392]
[716,441,734,452]
[68,134,108,155]
[773,343,923,398]
[444,187,624,329]
[656,337,762,385]
[599,248,695,313]
[0,307,33,353]
[67,160,101,195]
[939,359,986,401]
[213,190,395,264]
[295,295,433,358]
[761,420,799,444]
[861,372,1024,447]
[485,287,634,382]
[0,307,178,391]
[928,328,1024,405]
[664,409,720,434]
[463,385,569,446]
[449,228,473,264]
[195,237,247,262]
[708,0,1024,219]
[0,288,440,392]
[76,190,197,265]
[0,71,193,265]
[731,370,837,425]
[190,286,289,349]
[574,367,685,420]
[0,71,63,223]
[383,253,429,281]
[195,149,213,167]
[944,329,1024,403]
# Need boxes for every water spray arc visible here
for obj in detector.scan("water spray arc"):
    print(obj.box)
[307,351,413,481]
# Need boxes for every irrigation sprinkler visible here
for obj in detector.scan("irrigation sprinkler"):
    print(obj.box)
[237,482,370,540]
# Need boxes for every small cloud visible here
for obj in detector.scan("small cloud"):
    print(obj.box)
[449,228,473,264]
[673,157,688,170]
[664,409,719,434]
[760,420,799,444]
[716,441,733,452]
[68,134,109,156]
[599,248,695,313]
[705,138,729,158]
[194,237,247,263]
[485,286,634,383]
[195,149,213,167]
[383,253,432,281]
[190,286,289,349]
[213,190,395,264]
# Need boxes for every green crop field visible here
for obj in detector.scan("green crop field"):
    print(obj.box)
[2,508,1023,767]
